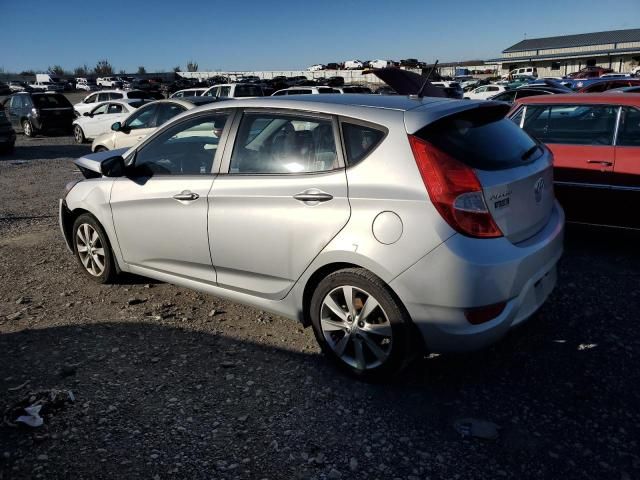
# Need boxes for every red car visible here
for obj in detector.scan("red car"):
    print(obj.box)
[567,66,613,79]
[509,93,640,229]
[578,78,640,93]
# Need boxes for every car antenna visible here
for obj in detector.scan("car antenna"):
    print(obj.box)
[416,59,439,98]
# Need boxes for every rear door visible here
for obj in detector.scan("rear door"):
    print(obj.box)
[7,95,23,128]
[612,106,640,229]
[209,109,350,299]
[520,103,617,225]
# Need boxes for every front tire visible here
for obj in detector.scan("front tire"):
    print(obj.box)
[73,125,86,144]
[72,214,117,284]
[310,268,413,380]
[94,146,108,153]
[22,119,34,137]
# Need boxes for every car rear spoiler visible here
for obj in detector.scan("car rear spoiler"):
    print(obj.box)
[404,100,511,134]
[362,67,447,98]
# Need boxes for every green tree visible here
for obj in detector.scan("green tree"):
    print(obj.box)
[49,65,65,76]
[74,64,89,77]
[137,66,147,75]
[94,59,113,76]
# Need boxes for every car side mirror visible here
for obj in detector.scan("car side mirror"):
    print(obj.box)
[83,112,91,117]
[100,155,125,177]
[111,121,123,132]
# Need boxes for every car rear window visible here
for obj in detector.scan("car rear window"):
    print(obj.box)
[32,94,71,108]
[415,107,539,170]
[342,122,386,166]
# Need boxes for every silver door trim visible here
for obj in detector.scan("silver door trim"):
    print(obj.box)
[555,180,640,192]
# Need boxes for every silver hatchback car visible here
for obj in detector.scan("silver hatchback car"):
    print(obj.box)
[60,94,564,379]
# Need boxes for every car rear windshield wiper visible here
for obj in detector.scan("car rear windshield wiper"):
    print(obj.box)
[522,145,540,161]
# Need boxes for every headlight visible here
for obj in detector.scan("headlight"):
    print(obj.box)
[31,107,39,117]
[63,180,81,198]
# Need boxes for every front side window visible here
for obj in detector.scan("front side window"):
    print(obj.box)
[523,104,618,145]
[91,104,109,115]
[155,103,186,126]
[133,113,229,175]
[218,86,231,98]
[125,104,158,130]
[229,113,338,174]
[85,94,97,103]
[617,107,640,147]
[234,85,262,97]
[342,122,385,166]
[98,93,109,102]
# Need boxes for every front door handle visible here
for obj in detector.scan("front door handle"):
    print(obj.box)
[586,160,613,167]
[293,191,333,203]
[173,191,199,201]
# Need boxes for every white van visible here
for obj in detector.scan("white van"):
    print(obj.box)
[505,66,537,79]
[344,60,364,70]
[370,59,392,69]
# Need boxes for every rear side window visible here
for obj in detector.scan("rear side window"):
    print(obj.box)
[416,107,538,170]
[523,104,617,145]
[127,91,153,99]
[109,92,123,100]
[342,122,385,166]
[234,85,262,97]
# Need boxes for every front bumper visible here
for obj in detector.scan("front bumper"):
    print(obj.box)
[390,201,565,353]
[59,199,74,253]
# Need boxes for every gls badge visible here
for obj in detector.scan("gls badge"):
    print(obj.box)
[534,178,545,204]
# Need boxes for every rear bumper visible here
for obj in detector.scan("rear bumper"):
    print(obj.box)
[390,201,565,352]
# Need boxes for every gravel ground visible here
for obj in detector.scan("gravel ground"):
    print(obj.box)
[0,133,639,480]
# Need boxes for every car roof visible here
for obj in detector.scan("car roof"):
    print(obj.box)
[187,94,506,134]
[516,92,640,106]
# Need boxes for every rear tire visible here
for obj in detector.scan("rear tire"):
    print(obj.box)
[73,125,86,144]
[72,214,117,284]
[94,146,108,153]
[309,268,413,381]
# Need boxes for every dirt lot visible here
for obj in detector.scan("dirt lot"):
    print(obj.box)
[0,132,639,480]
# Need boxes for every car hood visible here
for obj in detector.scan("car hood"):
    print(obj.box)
[74,148,128,178]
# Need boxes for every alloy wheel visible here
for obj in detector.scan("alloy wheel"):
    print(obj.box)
[74,126,84,143]
[75,223,106,277]
[320,285,393,370]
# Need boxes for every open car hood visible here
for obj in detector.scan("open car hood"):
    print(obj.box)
[74,148,128,178]
[363,67,447,97]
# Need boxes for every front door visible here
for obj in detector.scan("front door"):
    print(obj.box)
[611,106,640,229]
[209,110,350,299]
[522,103,618,225]
[110,111,232,282]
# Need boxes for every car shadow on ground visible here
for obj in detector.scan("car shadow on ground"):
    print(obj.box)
[0,138,91,162]
[1,297,638,480]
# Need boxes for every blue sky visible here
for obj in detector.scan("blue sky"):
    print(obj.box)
[1,0,639,73]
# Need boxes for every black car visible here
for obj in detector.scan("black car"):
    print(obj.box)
[4,92,74,137]
[490,86,571,105]
[0,82,11,95]
[0,104,17,152]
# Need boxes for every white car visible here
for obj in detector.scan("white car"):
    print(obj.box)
[272,86,339,95]
[74,90,155,116]
[76,78,99,91]
[464,84,506,100]
[91,97,216,152]
[29,81,63,92]
[307,64,325,72]
[344,60,364,70]
[369,59,392,69]
[72,99,151,144]
[96,77,121,88]
[333,86,372,94]
[169,88,207,98]
[202,83,264,98]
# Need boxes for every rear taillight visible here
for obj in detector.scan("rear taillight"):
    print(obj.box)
[408,135,502,238]
[465,302,507,325]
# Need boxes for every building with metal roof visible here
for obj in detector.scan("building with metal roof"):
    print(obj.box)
[493,28,640,78]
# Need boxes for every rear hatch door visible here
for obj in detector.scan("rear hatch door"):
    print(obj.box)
[412,104,555,243]
[34,94,74,125]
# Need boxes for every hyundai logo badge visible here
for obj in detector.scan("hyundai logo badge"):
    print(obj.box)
[534,178,545,203]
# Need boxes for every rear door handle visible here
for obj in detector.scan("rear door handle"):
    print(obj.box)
[173,191,199,201]
[293,191,333,203]
[586,160,613,167]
